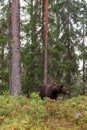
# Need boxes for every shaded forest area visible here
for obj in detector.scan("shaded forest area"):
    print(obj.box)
[0,0,87,97]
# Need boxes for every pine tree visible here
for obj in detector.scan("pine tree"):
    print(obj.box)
[43,0,48,84]
[10,0,21,95]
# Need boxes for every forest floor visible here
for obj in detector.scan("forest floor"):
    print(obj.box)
[0,92,87,130]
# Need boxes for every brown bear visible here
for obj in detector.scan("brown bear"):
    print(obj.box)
[39,83,69,100]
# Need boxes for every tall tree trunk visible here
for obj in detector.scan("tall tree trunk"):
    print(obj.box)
[82,1,85,94]
[44,0,48,84]
[10,0,21,95]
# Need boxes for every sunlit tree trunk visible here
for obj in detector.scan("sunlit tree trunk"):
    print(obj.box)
[10,0,21,95]
[44,0,48,84]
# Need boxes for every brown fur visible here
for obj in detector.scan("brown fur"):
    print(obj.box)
[39,83,69,100]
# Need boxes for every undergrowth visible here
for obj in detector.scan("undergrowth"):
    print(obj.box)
[0,92,87,130]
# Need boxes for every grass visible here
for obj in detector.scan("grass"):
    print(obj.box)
[0,92,87,130]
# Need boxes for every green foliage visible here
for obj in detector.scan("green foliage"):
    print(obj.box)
[0,0,87,96]
[0,1,9,94]
[1,94,87,129]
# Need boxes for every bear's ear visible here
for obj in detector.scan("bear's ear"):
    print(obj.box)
[61,84,63,88]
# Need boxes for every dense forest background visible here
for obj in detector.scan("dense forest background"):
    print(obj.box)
[0,0,87,97]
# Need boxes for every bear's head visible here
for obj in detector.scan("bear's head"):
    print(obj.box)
[51,83,69,95]
[58,84,69,94]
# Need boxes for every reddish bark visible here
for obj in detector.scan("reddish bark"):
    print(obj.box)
[44,0,48,84]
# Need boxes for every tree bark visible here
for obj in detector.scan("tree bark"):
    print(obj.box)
[44,0,48,84]
[82,2,85,95]
[10,0,21,95]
